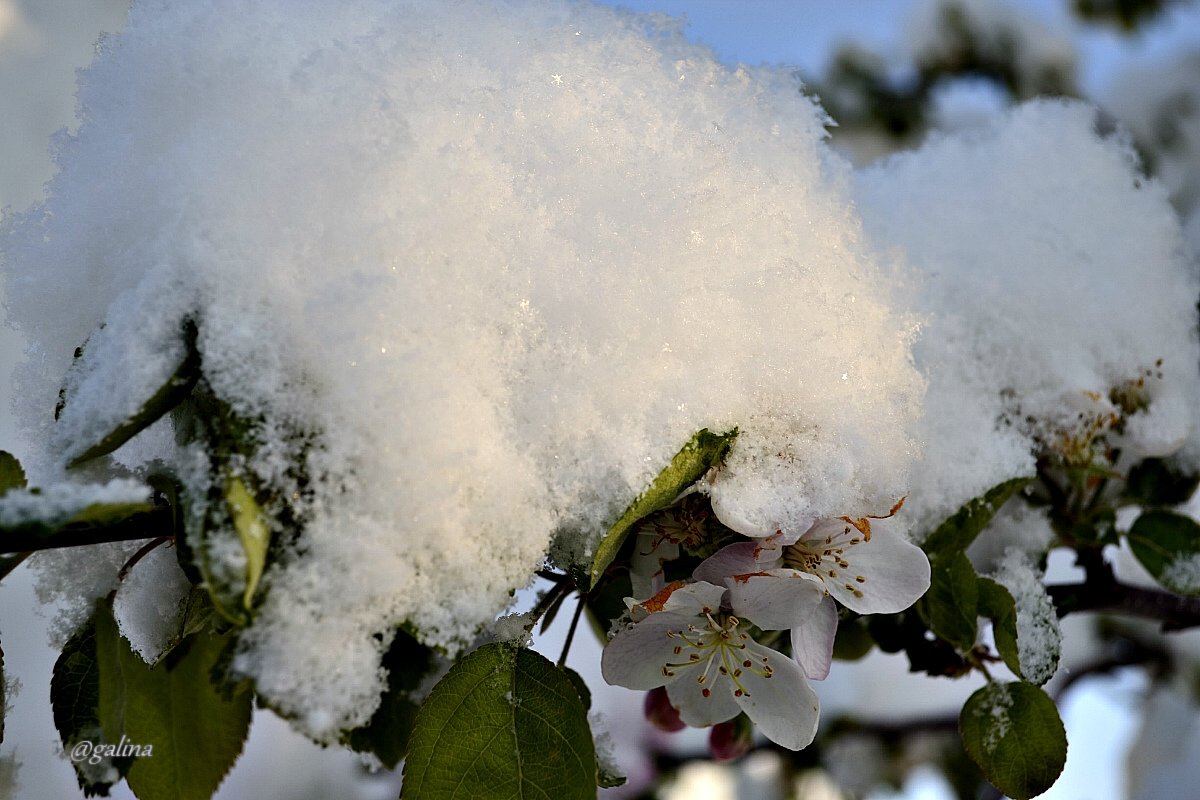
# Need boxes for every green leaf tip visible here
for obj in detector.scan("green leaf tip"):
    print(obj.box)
[588,427,737,589]
[921,476,1032,561]
[402,643,599,799]
[960,681,1067,799]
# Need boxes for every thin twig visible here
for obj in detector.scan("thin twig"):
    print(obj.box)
[558,595,585,668]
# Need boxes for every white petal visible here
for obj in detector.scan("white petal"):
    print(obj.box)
[727,571,824,630]
[823,530,930,614]
[601,613,692,690]
[791,595,838,680]
[662,581,727,615]
[667,674,741,727]
[733,640,820,750]
[693,542,760,584]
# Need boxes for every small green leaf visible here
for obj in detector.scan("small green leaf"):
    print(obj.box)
[1128,510,1200,596]
[403,643,598,799]
[195,473,274,625]
[0,452,26,497]
[922,478,1032,560]
[66,321,201,469]
[960,681,1067,800]
[920,551,979,651]
[51,611,130,795]
[225,476,270,610]
[1124,458,1200,507]
[96,601,252,800]
[977,578,1021,678]
[589,427,737,589]
[346,628,435,770]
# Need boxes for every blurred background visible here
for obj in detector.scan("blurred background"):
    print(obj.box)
[2,1,1200,798]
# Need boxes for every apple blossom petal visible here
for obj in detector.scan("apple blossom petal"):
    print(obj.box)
[733,639,820,750]
[667,676,741,728]
[693,542,760,584]
[821,530,931,615]
[726,571,824,630]
[661,581,727,615]
[791,595,838,680]
[601,612,693,690]
[630,532,680,600]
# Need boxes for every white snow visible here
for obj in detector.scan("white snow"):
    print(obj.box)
[2,0,925,738]
[994,549,1062,686]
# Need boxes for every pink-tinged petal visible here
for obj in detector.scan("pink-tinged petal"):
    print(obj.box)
[694,542,760,584]
[791,596,838,680]
[662,581,727,615]
[667,675,741,728]
[601,613,693,690]
[644,687,686,732]
[733,639,820,750]
[822,530,930,615]
[726,571,824,630]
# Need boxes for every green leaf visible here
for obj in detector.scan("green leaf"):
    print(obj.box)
[0,452,26,497]
[589,427,737,589]
[960,681,1067,800]
[1128,510,1200,596]
[66,321,201,469]
[51,611,130,795]
[1124,458,1200,507]
[920,551,979,651]
[403,643,598,799]
[977,578,1022,678]
[96,601,252,800]
[195,473,274,625]
[346,628,435,770]
[921,477,1032,561]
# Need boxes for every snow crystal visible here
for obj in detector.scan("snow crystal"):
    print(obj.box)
[588,710,620,782]
[3,0,924,738]
[993,549,1061,686]
[857,100,1200,535]
[967,500,1055,574]
[1161,553,1200,595]
[977,680,1013,752]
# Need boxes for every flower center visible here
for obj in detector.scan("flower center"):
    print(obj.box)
[783,523,868,598]
[660,613,774,699]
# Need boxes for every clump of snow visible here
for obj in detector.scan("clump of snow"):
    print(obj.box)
[993,549,1061,685]
[1105,52,1200,223]
[856,100,1200,535]
[0,479,149,527]
[1161,553,1200,595]
[588,710,621,782]
[112,543,196,663]
[977,680,1013,752]
[2,0,924,738]
[490,612,535,648]
[967,500,1055,574]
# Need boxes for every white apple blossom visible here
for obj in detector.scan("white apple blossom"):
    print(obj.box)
[601,581,820,751]
[694,513,930,679]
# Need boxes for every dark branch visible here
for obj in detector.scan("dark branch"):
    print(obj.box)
[1047,578,1200,631]
[0,506,173,554]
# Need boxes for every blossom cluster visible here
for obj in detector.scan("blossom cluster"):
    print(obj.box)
[601,492,931,750]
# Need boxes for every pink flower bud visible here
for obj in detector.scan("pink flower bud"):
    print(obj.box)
[708,717,752,761]
[643,687,686,732]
